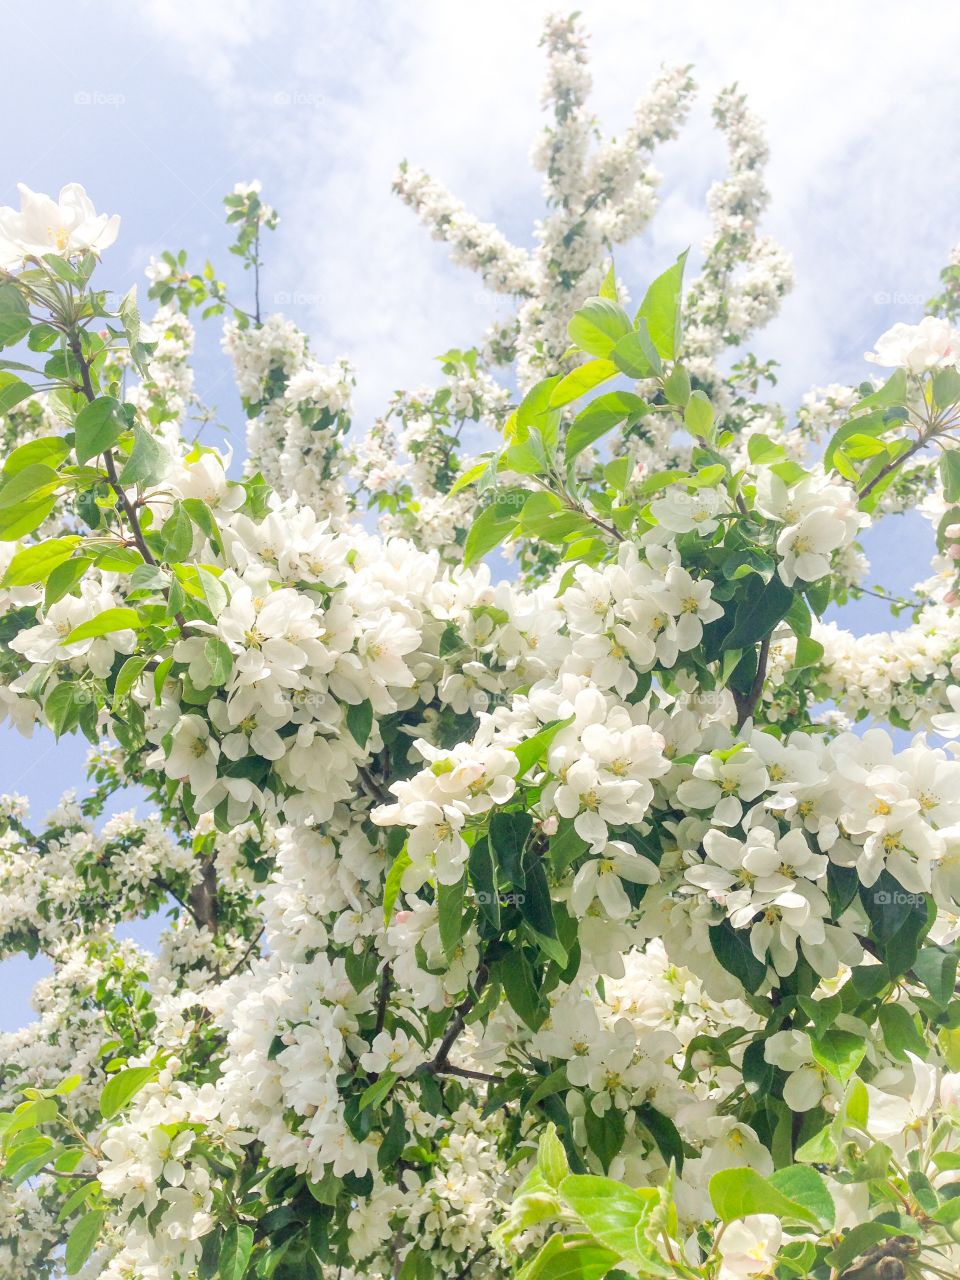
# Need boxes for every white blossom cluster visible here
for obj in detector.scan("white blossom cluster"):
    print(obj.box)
[223,314,355,519]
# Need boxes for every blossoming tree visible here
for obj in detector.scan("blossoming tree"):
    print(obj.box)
[4,15,960,1280]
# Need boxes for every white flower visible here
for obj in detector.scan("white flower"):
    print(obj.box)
[569,840,659,918]
[165,714,221,799]
[0,182,119,268]
[717,1214,782,1278]
[932,685,960,738]
[865,316,960,373]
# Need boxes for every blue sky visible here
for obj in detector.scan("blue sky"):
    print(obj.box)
[2,0,960,1028]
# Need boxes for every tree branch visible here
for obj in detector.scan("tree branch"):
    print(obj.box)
[733,633,771,732]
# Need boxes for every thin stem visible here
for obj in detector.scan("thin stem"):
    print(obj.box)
[733,633,771,731]
[426,964,489,1075]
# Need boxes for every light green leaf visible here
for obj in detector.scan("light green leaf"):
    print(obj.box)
[74,397,128,465]
[549,359,618,408]
[2,536,80,587]
[437,874,465,959]
[636,251,687,360]
[100,1066,155,1120]
[567,298,632,359]
[558,1175,665,1269]
[684,390,714,437]
[65,607,142,644]
[709,1167,819,1226]
[120,424,169,488]
[65,1210,104,1276]
[810,1029,865,1084]
[382,848,411,924]
[565,392,647,464]
[610,321,661,378]
[513,716,574,777]
[203,638,233,688]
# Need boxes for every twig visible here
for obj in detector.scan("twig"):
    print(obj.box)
[426,965,489,1075]
[733,633,771,731]
[374,963,392,1036]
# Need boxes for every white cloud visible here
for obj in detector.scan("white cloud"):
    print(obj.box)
[124,1,960,421]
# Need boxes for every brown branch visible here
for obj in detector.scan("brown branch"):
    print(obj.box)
[733,633,771,732]
[374,962,392,1036]
[426,964,489,1075]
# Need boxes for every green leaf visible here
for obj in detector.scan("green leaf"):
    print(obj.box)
[912,945,959,1009]
[538,1124,570,1189]
[549,359,618,408]
[74,397,127,465]
[598,262,618,301]
[160,501,193,562]
[0,492,56,540]
[3,436,71,477]
[359,1071,396,1111]
[437,874,465,959]
[468,837,500,929]
[709,920,767,993]
[747,433,786,464]
[823,409,889,473]
[517,1235,619,1280]
[346,698,373,749]
[825,1222,903,1272]
[498,950,545,1031]
[558,1175,664,1268]
[582,1106,626,1174]
[120,424,169,488]
[709,1167,819,1226]
[567,297,632,359]
[382,848,411,924]
[0,375,34,414]
[203,638,233,688]
[610,322,661,378]
[877,1003,927,1062]
[219,1222,255,1280]
[112,656,148,707]
[65,607,142,644]
[0,462,61,511]
[636,251,687,360]
[941,450,960,503]
[721,575,794,653]
[99,1066,155,1119]
[933,366,960,409]
[809,1030,865,1084]
[464,490,527,566]
[663,364,691,407]
[0,284,31,348]
[489,810,532,887]
[564,392,647,464]
[635,1104,684,1173]
[65,1210,104,1276]
[768,1166,835,1227]
[513,716,574,777]
[2,536,80,587]
[684,390,714,437]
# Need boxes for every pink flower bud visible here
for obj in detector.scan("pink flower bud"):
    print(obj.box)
[945,523,960,539]
[541,815,559,835]
[948,545,960,561]
[945,591,960,605]
[941,1072,960,1108]
[394,910,411,924]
